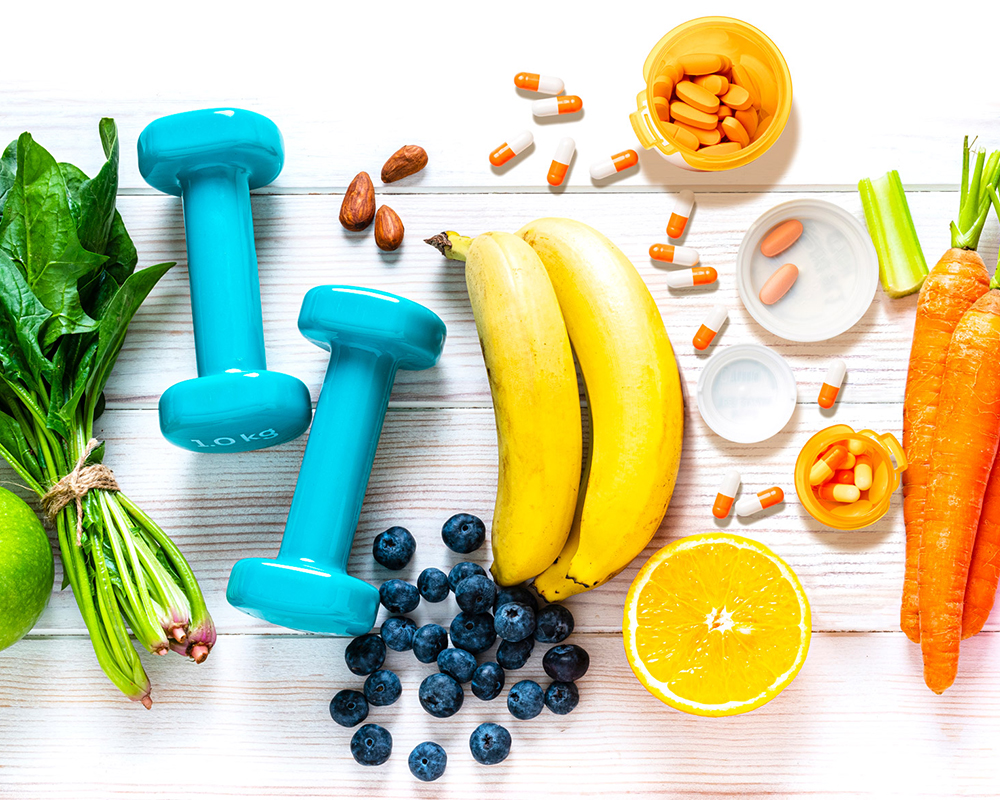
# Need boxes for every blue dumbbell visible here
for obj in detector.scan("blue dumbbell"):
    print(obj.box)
[137,108,312,453]
[227,286,446,635]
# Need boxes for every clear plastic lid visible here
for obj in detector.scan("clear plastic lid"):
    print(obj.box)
[696,344,797,443]
[736,199,878,342]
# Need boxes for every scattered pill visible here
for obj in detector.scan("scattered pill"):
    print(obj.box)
[674,81,720,115]
[818,359,847,409]
[721,84,752,111]
[679,53,729,76]
[514,73,565,95]
[759,263,799,305]
[533,95,583,117]
[661,123,699,151]
[590,150,639,180]
[712,469,742,518]
[700,142,742,156]
[667,190,695,238]
[855,455,873,491]
[847,438,867,456]
[760,219,804,257]
[669,101,718,130]
[649,243,700,266]
[734,107,759,138]
[818,483,862,503]
[547,137,576,186]
[735,487,784,518]
[489,131,534,167]
[720,117,750,148]
[665,266,717,288]
[694,304,728,351]
[694,74,729,96]
[810,445,849,485]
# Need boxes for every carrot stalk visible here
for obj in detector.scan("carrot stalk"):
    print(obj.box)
[918,289,1000,693]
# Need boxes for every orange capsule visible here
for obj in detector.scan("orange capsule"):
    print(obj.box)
[735,486,784,517]
[833,469,856,485]
[489,130,533,167]
[532,95,583,117]
[547,137,576,186]
[590,150,638,180]
[712,469,741,518]
[649,244,700,266]
[665,266,717,289]
[514,72,565,95]
[694,304,728,351]
[809,445,849,485]
[667,190,694,239]
[818,359,847,409]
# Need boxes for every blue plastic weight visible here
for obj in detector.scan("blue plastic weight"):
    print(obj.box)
[227,286,447,635]
[137,108,312,453]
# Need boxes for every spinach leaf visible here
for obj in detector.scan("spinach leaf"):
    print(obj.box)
[0,141,16,211]
[62,118,120,262]
[0,249,53,382]
[0,409,42,484]
[45,334,98,439]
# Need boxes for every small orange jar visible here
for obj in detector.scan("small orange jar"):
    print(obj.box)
[794,424,907,530]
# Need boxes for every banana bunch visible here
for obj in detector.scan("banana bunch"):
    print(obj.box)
[427,218,684,600]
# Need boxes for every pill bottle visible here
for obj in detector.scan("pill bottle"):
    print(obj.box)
[794,424,908,531]
[631,16,792,172]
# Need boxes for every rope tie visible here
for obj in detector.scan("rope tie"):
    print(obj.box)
[41,438,119,545]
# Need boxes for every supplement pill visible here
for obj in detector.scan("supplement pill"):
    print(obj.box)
[667,190,695,238]
[721,117,750,148]
[721,84,752,111]
[735,107,759,138]
[533,95,583,117]
[649,244,700,266]
[699,142,741,155]
[694,74,729,96]
[847,438,867,456]
[818,359,847,409]
[855,455,874,491]
[590,150,639,180]
[810,445,849,485]
[674,81,720,114]
[679,53,729,76]
[735,487,784,518]
[760,219,804,257]
[664,266,717,289]
[514,73,564,95]
[759,263,799,305]
[489,131,534,167]
[712,469,742,518]
[661,123,700,151]
[547,137,576,186]
[694,304,728,351]
[818,484,862,503]
[669,101,718,130]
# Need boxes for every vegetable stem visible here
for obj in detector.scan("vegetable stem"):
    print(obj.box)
[858,170,929,297]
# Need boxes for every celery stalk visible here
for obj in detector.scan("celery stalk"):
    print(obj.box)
[858,170,929,298]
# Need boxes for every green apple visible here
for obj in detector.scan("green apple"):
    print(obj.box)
[0,487,53,650]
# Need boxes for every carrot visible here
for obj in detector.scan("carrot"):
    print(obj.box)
[961,454,1000,638]
[919,290,1000,693]
[899,138,999,642]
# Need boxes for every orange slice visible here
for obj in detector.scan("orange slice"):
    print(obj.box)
[623,533,810,716]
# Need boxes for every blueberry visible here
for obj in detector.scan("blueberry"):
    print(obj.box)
[379,579,420,614]
[380,616,417,652]
[455,574,497,614]
[494,602,536,642]
[448,561,487,593]
[542,644,590,682]
[408,741,447,782]
[441,513,486,554]
[449,611,497,654]
[496,637,534,670]
[372,526,416,570]
[437,647,478,683]
[472,661,505,700]
[363,669,402,707]
[329,689,369,727]
[418,672,464,718]
[344,633,385,676]
[417,567,450,603]
[351,723,392,766]
[507,679,544,720]
[535,604,574,643]
[544,680,579,715]
[469,722,511,765]
[493,584,539,613]
[412,623,449,664]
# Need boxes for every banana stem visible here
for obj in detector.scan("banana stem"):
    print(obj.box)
[425,232,472,262]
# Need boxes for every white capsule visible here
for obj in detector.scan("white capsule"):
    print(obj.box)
[532,95,583,117]
[552,137,576,164]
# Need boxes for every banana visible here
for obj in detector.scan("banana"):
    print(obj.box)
[518,218,684,600]
[426,231,582,586]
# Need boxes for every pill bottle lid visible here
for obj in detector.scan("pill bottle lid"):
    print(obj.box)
[736,199,878,342]
[696,344,797,443]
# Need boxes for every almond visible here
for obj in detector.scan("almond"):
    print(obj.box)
[380,145,428,183]
[340,172,376,231]
[374,206,404,252]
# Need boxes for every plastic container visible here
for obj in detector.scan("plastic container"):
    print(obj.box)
[794,424,908,530]
[631,17,792,172]
[696,344,797,443]
[737,199,879,342]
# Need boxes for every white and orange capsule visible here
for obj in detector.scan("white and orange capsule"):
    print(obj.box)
[489,130,534,167]
[532,95,583,117]
[514,72,565,95]
[735,486,784,518]
[649,243,700,266]
[693,304,728,350]
[712,469,741,519]
[547,137,576,186]
[818,359,847,409]
[590,150,639,180]
[818,483,861,503]
[665,266,717,289]
[667,190,695,239]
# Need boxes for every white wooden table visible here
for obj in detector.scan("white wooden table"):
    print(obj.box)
[3,2,1000,796]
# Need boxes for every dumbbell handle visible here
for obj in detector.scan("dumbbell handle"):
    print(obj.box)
[180,166,267,376]
[279,344,397,568]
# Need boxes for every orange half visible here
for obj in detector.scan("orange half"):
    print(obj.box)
[623,533,810,716]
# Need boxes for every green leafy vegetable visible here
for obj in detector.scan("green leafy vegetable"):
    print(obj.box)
[0,119,214,707]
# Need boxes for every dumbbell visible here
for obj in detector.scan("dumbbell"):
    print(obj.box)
[227,285,447,635]
[137,108,312,453]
